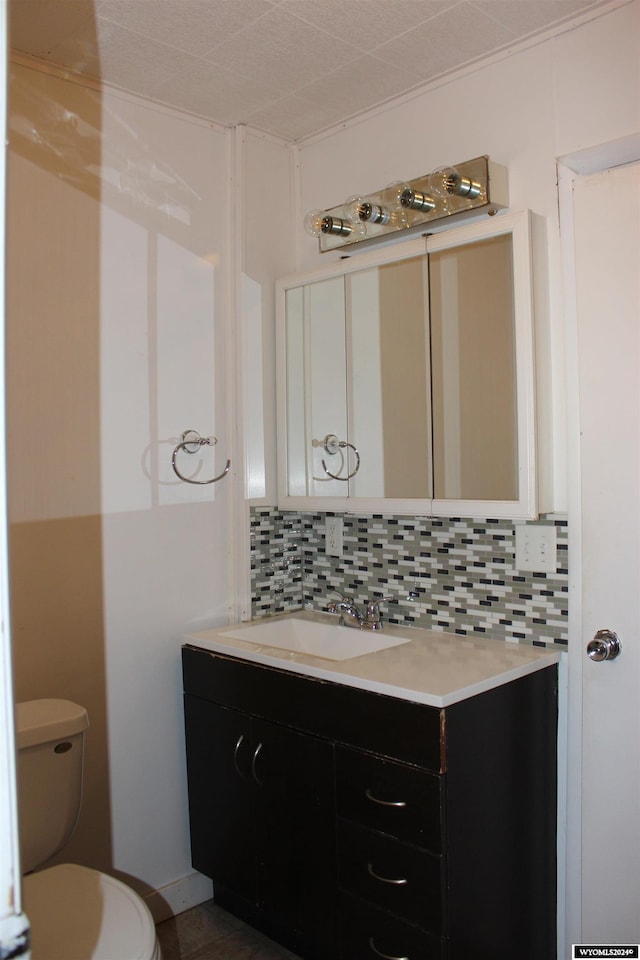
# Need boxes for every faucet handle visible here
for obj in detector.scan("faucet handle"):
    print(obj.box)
[366,595,392,615]
[364,596,393,629]
[328,590,353,604]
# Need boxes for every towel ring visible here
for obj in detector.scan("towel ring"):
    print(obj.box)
[171,430,230,485]
[314,433,360,482]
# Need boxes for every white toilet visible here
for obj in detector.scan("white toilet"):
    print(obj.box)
[16,698,162,960]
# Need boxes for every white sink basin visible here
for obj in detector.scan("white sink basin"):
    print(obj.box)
[219,616,411,661]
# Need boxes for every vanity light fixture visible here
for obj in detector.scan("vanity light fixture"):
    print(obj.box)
[304,155,508,252]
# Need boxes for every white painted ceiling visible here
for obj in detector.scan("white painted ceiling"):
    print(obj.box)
[10,0,618,142]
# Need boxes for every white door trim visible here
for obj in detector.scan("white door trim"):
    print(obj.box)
[557,132,640,955]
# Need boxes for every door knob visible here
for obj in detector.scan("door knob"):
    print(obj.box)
[587,629,622,662]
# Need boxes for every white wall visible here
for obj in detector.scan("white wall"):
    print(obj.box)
[293,0,640,514]
[98,89,232,913]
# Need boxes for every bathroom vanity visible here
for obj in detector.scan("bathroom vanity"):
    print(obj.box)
[182,613,559,960]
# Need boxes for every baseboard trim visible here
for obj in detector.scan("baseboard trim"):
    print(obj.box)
[144,871,213,923]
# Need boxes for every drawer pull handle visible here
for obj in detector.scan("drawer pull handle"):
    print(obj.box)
[365,788,407,808]
[233,734,245,777]
[368,937,409,960]
[367,862,408,885]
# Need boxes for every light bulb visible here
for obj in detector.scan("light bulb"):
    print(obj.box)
[387,180,436,214]
[304,209,366,240]
[344,193,409,232]
[304,209,330,237]
[429,166,483,202]
[429,166,458,202]
[344,194,392,226]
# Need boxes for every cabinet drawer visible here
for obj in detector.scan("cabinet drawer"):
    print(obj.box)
[337,747,443,853]
[338,821,444,934]
[339,892,445,960]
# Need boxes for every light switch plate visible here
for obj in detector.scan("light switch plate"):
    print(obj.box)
[515,524,557,573]
[325,516,343,557]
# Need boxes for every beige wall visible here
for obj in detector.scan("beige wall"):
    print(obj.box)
[6,64,112,872]
[9,518,112,870]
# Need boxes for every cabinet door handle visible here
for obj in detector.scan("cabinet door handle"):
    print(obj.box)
[233,734,246,777]
[251,742,263,785]
[367,862,408,885]
[368,939,409,960]
[365,788,407,808]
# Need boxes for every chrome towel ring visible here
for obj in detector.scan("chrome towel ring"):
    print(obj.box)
[314,433,360,482]
[171,430,230,485]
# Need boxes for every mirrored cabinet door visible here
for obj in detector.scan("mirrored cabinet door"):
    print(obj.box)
[279,238,430,509]
[276,210,536,519]
[430,232,518,501]
[285,277,350,497]
[426,210,536,518]
[349,255,433,499]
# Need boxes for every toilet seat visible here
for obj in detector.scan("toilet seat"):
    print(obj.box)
[23,863,161,960]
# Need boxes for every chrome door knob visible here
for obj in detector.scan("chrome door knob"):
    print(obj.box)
[587,629,622,662]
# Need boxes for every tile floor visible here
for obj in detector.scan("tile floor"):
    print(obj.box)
[155,900,303,960]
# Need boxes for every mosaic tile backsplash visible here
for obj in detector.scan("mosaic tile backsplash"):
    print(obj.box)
[250,508,568,648]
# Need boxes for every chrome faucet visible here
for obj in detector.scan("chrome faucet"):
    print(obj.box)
[326,594,363,629]
[327,593,392,630]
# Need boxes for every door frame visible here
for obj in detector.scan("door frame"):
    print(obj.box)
[558,131,640,955]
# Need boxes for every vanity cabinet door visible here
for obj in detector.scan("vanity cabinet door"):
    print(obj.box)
[183,691,336,958]
[251,717,336,950]
[183,694,254,900]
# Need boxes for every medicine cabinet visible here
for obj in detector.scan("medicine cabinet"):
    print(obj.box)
[276,210,536,519]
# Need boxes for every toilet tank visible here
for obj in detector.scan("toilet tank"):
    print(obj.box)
[15,699,89,873]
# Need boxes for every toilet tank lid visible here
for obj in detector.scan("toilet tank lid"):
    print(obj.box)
[16,699,89,749]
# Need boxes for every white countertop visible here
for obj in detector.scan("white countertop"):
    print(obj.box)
[184,610,560,708]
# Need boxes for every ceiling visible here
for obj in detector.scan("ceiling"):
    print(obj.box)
[9,0,618,142]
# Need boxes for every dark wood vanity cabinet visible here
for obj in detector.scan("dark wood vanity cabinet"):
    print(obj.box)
[182,645,557,960]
